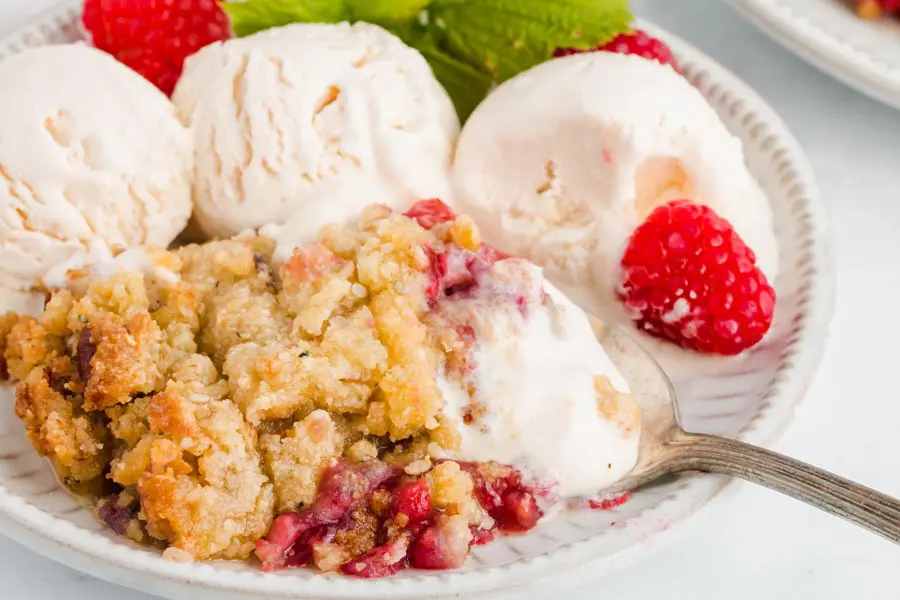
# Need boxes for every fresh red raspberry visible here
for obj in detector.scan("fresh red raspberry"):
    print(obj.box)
[82,0,231,96]
[554,29,680,73]
[618,199,775,356]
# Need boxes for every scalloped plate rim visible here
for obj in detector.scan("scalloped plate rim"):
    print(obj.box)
[731,0,900,109]
[0,3,835,599]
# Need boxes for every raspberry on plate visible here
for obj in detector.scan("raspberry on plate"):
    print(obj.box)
[82,0,231,95]
[618,199,775,355]
[554,29,680,73]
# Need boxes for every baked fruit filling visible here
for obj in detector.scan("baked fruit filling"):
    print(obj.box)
[256,459,541,575]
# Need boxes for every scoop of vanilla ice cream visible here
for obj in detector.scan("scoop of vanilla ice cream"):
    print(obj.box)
[174,22,459,239]
[452,52,778,322]
[438,259,641,497]
[0,44,192,291]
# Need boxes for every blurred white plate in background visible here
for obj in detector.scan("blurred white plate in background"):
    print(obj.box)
[732,0,900,109]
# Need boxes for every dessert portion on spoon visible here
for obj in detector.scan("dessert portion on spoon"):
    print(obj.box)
[0,199,642,575]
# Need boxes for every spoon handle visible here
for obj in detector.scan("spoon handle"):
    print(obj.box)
[664,431,900,543]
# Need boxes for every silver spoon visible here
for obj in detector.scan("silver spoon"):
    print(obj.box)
[593,319,900,543]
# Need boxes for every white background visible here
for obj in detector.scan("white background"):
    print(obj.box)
[1,0,900,598]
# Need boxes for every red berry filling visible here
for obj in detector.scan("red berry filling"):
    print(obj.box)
[588,491,633,510]
[425,244,512,303]
[404,198,457,229]
[391,479,432,525]
[255,461,400,571]
[409,516,472,570]
[256,459,543,577]
[406,198,513,304]
[340,534,412,578]
[457,462,544,532]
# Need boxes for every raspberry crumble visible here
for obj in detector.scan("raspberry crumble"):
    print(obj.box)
[0,200,638,576]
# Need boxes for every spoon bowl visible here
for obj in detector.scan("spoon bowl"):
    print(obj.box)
[594,318,900,543]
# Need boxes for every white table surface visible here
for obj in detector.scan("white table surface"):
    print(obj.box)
[2,0,900,598]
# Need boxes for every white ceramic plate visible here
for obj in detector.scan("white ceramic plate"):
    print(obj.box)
[732,0,900,109]
[0,3,834,599]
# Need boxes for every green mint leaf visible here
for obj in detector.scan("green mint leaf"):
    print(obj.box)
[418,45,495,122]
[345,0,433,26]
[428,0,632,81]
[223,0,350,37]
[392,24,493,121]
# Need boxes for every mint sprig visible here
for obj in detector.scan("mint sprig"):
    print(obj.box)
[429,0,632,82]
[344,0,433,26]
[224,0,350,37]
[223,0,633,120]
[406,28,496,121]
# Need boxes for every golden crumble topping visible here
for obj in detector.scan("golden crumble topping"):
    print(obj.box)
[0,202,484,562]
[0,312,22,379]
[260,410,343,512]
[5,316,66,382]
[15,360,110,484]
[81,312,165,411]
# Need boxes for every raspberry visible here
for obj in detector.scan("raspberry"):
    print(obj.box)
[457,462,543,532]
[391,479,432,524]
[554,30,680,73]
[618,199,775,356]
[425,243,510,302]
[498,490,542,531]
[404,198,456,230]
[254,460,400,571]
[409,516,472,570]
[339,534,410,578]
[82,0,231,95]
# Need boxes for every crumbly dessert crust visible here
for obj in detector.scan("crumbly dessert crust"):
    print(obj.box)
[1,201,634,573]
[1,204,474,561]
